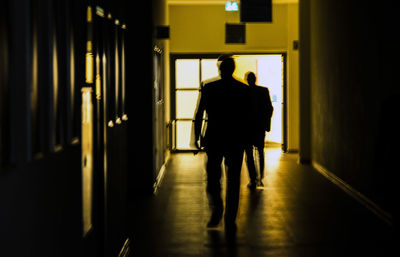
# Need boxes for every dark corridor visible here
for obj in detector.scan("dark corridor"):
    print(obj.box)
[1,0,398,257]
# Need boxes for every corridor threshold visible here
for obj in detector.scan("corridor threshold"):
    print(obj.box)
[129,148,394,257]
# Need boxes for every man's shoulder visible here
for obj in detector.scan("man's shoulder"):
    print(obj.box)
[202,79,221,91]
[255,85,270,93]
[204,77,248,90]
[202,76,221,87]
[229,78,249,91]
[234,79,248,88]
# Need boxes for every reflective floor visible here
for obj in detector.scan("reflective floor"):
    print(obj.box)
[129,148,394,257]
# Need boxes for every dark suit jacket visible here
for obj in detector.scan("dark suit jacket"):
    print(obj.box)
[249,85,273,133]
[193,77,250,150]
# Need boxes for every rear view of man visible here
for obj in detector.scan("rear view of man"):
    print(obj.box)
[244,71,273,189]
[192,56,250,228]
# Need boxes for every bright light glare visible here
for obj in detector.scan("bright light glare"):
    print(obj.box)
[225,1,239,11]
[234,55,283,144]
[176,91,199,119]
[176,121,193,149]
[201,59,219,81]
[176,59,200,89]
[257,56,283,144]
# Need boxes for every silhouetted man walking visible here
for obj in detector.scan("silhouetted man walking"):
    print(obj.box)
[244,71,273,189]
[192,56,250,228]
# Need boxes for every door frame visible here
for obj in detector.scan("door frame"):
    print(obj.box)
[170,53,288,152]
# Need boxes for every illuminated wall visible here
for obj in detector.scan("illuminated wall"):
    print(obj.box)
[170,4,288,52]
[169,3,299,151]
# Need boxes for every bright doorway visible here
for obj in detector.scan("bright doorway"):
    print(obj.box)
[170,54,286,151]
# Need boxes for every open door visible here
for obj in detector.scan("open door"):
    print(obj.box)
[171,54,286,151]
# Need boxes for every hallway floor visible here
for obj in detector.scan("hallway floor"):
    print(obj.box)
[128,148,394,257]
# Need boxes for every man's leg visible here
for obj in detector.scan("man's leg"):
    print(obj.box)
[224,148,244,225]
[244,145,257,189]
[256,145,265,186]
[255,133,266,186]
[205,150,224,227]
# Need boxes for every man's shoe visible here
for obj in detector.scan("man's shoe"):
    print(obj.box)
[207,217,221,228]
[247,181,257,190]
[225,220,237,231]
[207,209,223,228]
[224,218,237,235]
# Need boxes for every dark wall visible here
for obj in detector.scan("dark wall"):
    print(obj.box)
[0,0,88,256]
[124,1,155,195]
[0,147,83,256]
[309,0,399,215]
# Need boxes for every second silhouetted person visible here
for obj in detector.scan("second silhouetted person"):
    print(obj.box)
[244,71,273,189]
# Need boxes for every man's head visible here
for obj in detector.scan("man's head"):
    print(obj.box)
[245,71,256,86]
[217,54,233,66]
[218,57,235,79]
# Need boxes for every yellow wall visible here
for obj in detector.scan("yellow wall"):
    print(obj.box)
[170,4,288,52]
[287,3,299,152]
[168,3,299,151]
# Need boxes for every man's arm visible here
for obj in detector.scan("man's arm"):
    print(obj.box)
[264,87,274,132]
[192,85,206,149]
[265,88,273,115]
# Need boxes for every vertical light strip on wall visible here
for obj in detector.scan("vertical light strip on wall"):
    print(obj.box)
[114,19,121,124]
[70,32,76,140]
[95,6,104,100]
[53,33,59,149]
[121,23,127,121]
[81,87,93,237]
[107,12,114,128]
[86,6,94,84]
[82,6,94,237]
